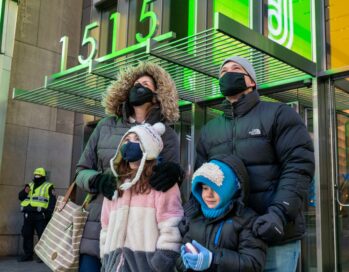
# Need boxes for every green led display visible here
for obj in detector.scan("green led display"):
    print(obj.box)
[0,0,5,51]
[268,0,312,60]
[200,0,251,100]
[213,0,250,27]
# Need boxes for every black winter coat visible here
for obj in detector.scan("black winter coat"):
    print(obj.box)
[177,153,267,272]
[177,206,267,272]
[195,90,315,245]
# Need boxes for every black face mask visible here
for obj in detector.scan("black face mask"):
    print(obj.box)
[128,83,154,107]
[33,176,45,184]
[219,72,249,97]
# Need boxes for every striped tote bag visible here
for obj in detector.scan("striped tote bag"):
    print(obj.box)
[35,182,89,272]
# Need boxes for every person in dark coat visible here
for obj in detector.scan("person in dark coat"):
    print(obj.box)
[195,56,315,272]
[75,62,183,271]
[177,154,267,271]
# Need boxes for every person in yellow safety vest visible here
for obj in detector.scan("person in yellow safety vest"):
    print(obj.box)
[17,167,56,262]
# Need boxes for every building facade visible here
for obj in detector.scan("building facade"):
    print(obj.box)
[1,0,349,271]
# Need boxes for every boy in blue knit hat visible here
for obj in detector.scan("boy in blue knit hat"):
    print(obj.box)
[177,154,267,272]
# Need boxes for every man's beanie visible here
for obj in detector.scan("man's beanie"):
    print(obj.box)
[219,56,257,84]
[110,122,165,190]
[191,160,240,218]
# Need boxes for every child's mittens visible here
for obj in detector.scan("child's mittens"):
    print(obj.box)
[180,245,190,269]
[185,242,199,254]
[182,240,213,271]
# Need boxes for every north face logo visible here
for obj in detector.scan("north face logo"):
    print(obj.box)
[248,129,261,136]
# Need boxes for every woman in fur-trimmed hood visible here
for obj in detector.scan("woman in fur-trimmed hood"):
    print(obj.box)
[103,61,179,123]
[75,61,183,271]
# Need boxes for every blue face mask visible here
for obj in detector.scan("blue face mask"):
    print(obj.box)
[121,142,143,162]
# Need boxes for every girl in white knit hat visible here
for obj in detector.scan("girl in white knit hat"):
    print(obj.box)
[100,122,183,272]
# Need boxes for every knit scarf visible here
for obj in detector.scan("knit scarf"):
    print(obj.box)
[200,200,232,219]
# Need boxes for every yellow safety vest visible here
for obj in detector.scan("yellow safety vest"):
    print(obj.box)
[20,182,53,210]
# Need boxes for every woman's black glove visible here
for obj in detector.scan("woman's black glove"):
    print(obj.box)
[92,173,116,200]
[150,162,184,192]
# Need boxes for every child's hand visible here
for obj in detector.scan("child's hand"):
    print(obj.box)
[181,240,213,271]
[184,242,199,254]
[180,245,190,269]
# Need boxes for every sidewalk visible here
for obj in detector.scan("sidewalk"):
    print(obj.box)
[0,257,51,272]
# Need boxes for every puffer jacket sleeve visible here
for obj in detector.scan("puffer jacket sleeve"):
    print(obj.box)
[160,125,180,164]
[150,185,184,272]
[212,216,267,272]
[75,121,102,192]
[270,104,315,220]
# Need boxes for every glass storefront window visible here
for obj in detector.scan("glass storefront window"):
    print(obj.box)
[334,82,349,271]
[177,108,193,202]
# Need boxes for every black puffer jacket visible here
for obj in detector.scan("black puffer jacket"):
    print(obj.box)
[177,153,267,272]
[195,90,315,245]
[75,107,179,258]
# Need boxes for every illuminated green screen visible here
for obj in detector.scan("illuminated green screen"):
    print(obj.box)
[185,0,251,101]
[268,0,313,60]
[0,0,5,49]
[213,0,250,27]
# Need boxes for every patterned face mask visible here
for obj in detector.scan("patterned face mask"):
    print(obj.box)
[121,141,143,162]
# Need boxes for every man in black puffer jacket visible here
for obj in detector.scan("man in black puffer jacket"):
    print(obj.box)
[195,56,315,272]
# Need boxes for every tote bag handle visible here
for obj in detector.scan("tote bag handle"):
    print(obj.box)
[58,181,93,212]
[57,182,76,212]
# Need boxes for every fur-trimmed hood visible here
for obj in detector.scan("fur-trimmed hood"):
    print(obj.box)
[102,61,179,123]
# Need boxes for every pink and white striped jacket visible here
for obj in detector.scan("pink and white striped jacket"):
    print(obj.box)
[100,184,183,272]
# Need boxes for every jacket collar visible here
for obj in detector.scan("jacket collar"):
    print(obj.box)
[32,178,46,190]
[223,89,260,118]
[122,103,165,125]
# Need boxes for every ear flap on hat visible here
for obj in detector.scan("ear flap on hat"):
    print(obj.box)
[110,133,129,178]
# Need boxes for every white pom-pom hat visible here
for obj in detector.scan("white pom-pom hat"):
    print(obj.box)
[110,122,166,191]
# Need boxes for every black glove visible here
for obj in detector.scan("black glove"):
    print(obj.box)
[150,162,184,192]
[252,206,286,243]
[19,185,30,201]
[24,184,30,193]
[94,173,117,200]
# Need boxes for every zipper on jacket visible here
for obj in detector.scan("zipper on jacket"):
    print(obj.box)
[213,221,225,247]
[232,117,237,153]
[230,104,238,153]
[204,219,209,247]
